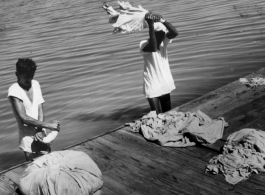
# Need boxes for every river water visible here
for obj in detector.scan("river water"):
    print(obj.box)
[0,0,264,171]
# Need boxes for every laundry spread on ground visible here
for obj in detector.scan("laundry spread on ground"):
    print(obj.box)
[239,77,265,88]
[126,110,228,147]
[19,150,103,195]
[206,128,265,185]
[102,1,148,34]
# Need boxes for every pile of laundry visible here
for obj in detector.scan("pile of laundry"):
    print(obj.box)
[19,150,103,195]
[126,110,228,147]
[239,77,265,88]
[206,128,265,185]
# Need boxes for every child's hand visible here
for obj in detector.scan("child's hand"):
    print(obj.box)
[48,120,60,131]
[34,131,45,142]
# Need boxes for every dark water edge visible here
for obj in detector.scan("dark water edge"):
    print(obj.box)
[0,0,265,171]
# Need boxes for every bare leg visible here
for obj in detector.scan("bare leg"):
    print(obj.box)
[147,97,162,114]
[159,93,171,112]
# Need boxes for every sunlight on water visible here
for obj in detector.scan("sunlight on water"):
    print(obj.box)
[0,0,264,171]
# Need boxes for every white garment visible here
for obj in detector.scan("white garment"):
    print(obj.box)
[42,130,58,143]
[7,80,49,152]
[140,36,175,98]
[104,1,148,34]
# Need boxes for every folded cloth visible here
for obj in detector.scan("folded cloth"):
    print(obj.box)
[206,128,265,185]
[19,150,103,195]
[126,110,227,147]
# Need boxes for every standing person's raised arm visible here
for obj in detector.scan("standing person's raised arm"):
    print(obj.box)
[143,13,157,52]
[161,18,178,39]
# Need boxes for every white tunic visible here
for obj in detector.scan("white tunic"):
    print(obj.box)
[140,36,175,98]
[7,80,49,152]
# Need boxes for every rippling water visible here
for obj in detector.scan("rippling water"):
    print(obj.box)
[0,0,264,171]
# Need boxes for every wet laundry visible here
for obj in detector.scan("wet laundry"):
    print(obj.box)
[206,128,265,185]
[239,77,265,88]
[19,150,103,195]
[102,1,149,34]
[126,110,228,147]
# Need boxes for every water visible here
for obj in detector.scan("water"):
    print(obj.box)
[0,0,264,171]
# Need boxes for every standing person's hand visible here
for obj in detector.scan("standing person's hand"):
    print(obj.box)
[145,12,155,24]
[146,12,163,22]
[153,14,163,22]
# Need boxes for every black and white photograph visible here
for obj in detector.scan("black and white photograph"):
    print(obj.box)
[0,0,265,194]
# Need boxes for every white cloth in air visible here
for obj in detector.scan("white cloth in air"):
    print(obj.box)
[103,1,168,34]
[19,150,103,195]
[140,36,175,98]
[104,1,149,34]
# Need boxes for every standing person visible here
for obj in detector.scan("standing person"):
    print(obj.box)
[140,13,178,114]
[7,58,60,161]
